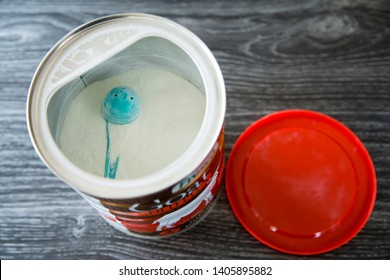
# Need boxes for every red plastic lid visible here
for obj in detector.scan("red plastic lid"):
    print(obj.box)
[226,110,376,255]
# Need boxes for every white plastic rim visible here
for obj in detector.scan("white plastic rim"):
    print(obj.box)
[27,13,226,199]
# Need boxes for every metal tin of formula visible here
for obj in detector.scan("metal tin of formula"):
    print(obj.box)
[27,13,226,237]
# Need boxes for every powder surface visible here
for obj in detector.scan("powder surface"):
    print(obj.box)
[60,68,205,179]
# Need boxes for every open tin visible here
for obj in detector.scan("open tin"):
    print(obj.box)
[27,13,226,237]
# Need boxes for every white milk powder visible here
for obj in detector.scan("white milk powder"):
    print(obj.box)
[60,68,205,179]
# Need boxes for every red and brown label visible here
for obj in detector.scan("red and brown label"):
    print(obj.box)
[80,130,225,236]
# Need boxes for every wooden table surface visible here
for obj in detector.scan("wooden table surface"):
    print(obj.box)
[1,0,389,260]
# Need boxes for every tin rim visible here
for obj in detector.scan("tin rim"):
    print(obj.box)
[27,13,225,199]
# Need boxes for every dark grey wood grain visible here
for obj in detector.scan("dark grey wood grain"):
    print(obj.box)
[1,0,389,259]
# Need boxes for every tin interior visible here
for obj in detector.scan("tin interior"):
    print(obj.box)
[47,36,205,147]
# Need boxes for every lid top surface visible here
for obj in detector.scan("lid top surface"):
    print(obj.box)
[226,110,376,255]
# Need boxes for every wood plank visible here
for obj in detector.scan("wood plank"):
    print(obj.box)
[1,0,389,259]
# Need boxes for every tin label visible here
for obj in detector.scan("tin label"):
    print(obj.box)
[81,130,224,236]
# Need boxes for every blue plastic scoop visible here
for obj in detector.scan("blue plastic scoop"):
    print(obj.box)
[102,86,140,179]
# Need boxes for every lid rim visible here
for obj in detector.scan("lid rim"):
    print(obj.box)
[226,109,376,255]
